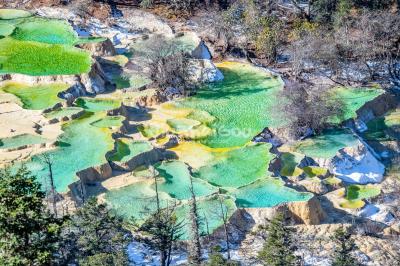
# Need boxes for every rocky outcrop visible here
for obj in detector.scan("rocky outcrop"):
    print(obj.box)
[77,38,116,57]
[298,179,329,195]
[76,163,113,184]
[243,196,326,226]
[186,59,224,83]
[355,91,399,124]
[329,142,385,184]
[109,148,177,172]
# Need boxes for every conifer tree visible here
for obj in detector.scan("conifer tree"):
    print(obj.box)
[332,226,360,266]
[0,167,62,265]
[258,213,297,266]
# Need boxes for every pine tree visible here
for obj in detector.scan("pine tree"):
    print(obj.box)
[332,226,360,266]
[207,246,239,266]
[0,167,62,265]
[61,197,132,265]
[140,175,184,266]
[258,213,297,266]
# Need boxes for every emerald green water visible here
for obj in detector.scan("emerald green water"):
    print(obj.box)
[232,178,312,208]
[293,129,359,159]
[155,161,217,200]
[0,23,15,36]
[177,62,284,148]
[25,99,119,192]
[194,143,274,188]
[331,86,384,123]
[44,107,83,120]
[0,134,49,149]
[107,139,153,162]
[91,116,125,128]
[1,82,68,110]
[0,11,93,75]
[0,9,32,20]
[105,181,172,220]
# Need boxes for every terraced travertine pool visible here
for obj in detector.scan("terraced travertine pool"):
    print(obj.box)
[24,98,121,191]
[105,62,314,234]
[0,9,387,237]
[0,10,98,75]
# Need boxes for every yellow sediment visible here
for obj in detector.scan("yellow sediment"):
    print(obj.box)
[170,141,243,169]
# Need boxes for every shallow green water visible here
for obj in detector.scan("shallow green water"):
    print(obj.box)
[0,134,49,149]
[0,9,32,20]
[25,99,119,192]
[155,161,217,200]
[0,37,91,75]
[293,129,359,159]
[11,17,79,45]
[44,107,83,120]
[178,62,284,148]
[1,82,68,110]
[0,13,93,76]
[91,116,125,128]
[175,195,237,239]
[194,143,274,188]
[107,139,153,163]
[331,87,384,123]
[105,181,172,220]
[232,178,312,208]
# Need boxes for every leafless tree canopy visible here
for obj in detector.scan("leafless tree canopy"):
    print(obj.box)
[137,34,190,90]
[276,81,345,139]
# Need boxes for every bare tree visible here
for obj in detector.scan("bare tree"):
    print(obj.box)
[187,176,202,265]
[275,80,345,139]
[135,34,190,90]
[41,154,57,217]
[211,190,232,260]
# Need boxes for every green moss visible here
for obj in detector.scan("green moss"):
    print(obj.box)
[0,9,32,20]
[346,185,381,201]
[340,199,365,209]
[279,152,303,177]
[0,37,91,75]
[303,166,328,177]
[1,82,68,110]
[323,176,342,186]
